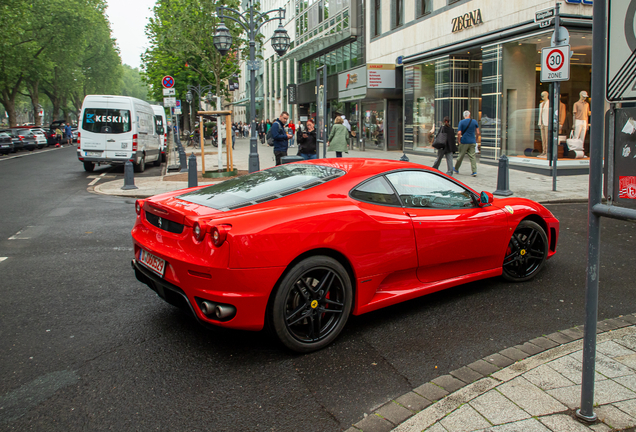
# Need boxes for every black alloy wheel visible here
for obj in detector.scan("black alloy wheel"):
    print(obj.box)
[271,256,352,353]
[502,220,548,282]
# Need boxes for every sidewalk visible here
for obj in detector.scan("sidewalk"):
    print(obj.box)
[348,315,636,432]
[94,136,591,203]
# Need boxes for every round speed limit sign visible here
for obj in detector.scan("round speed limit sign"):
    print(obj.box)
[541,45,570,82]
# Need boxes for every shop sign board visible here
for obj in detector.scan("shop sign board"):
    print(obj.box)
[535,7,555,23]
[367,64,395,89]
[541,45,570,82]
[606,0,636,102]
[338,65,367,102]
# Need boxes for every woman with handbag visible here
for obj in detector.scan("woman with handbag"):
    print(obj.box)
[432,117,457,176]
[327,116,349,157]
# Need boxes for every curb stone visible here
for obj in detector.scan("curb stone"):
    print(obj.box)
[346,314,636,432]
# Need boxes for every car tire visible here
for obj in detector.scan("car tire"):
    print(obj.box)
[83,161,95,172]
[270,256,352,353]
[502,220,548,282]
[153,155,161,167]
[134,155,145,173]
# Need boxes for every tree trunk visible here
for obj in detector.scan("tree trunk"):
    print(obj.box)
[1,75,24,127]
[26,80,42,127]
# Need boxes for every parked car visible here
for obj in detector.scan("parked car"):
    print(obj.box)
[29,128,47,149]
[6,128,37,152]
[72,129,78,143]
[131,159,560,352]
[0,132,13,155]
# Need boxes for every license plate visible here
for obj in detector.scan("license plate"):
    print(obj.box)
[86,151,102,156]
[1,145,7,148]
[139,249,166,277]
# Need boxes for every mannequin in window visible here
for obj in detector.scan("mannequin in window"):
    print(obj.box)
[573,91,590,143]
[538,91,550,157]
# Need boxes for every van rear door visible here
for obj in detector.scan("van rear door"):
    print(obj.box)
[81,101,133,160]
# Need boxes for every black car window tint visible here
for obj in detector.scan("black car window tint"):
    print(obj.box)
[82,109,132,134]
[179,164,345,211]
[386,171,474,209]
[350,176,401,206]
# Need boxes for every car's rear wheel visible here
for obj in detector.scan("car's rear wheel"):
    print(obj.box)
[83,161,95,172]
[502,220,548,282]
[271,256,352,353]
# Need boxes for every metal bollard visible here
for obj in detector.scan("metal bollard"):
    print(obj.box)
[493,155,513,196]
[188,153,197,188]
[121,160,138,190]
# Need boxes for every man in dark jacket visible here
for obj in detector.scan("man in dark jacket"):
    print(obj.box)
[297,119,317,160]
[270,111,292,165]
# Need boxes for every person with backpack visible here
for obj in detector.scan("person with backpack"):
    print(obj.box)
[269,111,292,165]
[432,116,457,176]
[454,110,480,177]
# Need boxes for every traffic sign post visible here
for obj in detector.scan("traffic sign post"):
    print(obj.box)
[163,88,175,96]
[541,45,571,82]
[162,76,175,89]
[606,0,636,102]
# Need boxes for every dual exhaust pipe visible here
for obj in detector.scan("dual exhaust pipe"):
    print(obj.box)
[200,300,236,320]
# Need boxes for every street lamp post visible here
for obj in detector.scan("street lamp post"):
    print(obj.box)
[214,1,290,173]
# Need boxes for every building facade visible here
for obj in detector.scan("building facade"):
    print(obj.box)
[366,0,594,173]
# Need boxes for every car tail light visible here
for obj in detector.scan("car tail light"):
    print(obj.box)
[192,222,206,242]
[210,225,231,247]
[135,199,145,215]
[18,136,24,141]
[77,132,81,145]
[132,134,138,151]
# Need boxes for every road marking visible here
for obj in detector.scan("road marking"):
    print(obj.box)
[0,257,7,263]
[8,226,45,240]
[88,178,100,186]
[0,146,69,162]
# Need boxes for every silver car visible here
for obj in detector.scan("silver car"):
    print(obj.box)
[30,128,47,149]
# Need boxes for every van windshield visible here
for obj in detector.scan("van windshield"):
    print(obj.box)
[154,115,164,134]
[82,109,131,134]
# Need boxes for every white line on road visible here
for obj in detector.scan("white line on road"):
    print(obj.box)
[88,178,100,186]
[0,257,7,263]
[0,146,69,162]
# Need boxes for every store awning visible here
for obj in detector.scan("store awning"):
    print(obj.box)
[279,28,355,62]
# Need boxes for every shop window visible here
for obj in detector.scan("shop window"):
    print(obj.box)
[417,0,432,18]
[391,0,403,29]
[362,101,385,150]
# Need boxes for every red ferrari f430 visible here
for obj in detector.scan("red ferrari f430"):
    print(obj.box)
[131,159,559,352]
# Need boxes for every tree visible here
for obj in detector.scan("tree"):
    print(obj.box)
[119,65,149,100]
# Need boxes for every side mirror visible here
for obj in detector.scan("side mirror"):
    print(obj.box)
[479,191,494,207]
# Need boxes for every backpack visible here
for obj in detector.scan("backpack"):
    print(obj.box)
[266,125,274,146]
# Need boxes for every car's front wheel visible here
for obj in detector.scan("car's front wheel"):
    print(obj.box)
[502,220,548,282]
[271,256,352,353]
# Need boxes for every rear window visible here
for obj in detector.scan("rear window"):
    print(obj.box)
[178,164,345,211]
[82,109,131,134]
[154,115,164,134]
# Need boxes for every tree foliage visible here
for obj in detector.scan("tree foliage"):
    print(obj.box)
[0,0,122,126]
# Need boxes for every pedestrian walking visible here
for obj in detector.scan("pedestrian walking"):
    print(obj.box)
[258,119,266,145]
[288,122,296,148]
[270,112,292,165]
[327,116,349,157]
[297,119,317,160]
[65,122,72,146]
[432,117,457,176]
[266,119,272,133]
[454,110,480,177]
[55,126,63,147]
[243,123,249,138]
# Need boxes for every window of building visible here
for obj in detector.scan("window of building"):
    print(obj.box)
[391,0,403,29]
[417,0,432,17]
[372,0,381,37]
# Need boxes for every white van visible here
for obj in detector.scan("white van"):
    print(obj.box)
[151,105,167,162]
[77,95,160,172]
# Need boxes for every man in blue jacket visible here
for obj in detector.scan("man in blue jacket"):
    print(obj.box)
[271,111,292,165]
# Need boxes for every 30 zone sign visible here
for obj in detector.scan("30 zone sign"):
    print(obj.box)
[541,45,570,82]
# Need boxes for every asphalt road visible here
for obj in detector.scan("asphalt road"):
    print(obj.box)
[1,147,635,431]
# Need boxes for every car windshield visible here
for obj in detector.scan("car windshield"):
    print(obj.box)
[82,109,131,134]
[178,164,345,211]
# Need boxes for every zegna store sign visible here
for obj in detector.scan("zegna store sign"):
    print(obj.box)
[452,9,484,33]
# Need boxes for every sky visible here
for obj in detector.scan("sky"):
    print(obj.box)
[106,0,157,69]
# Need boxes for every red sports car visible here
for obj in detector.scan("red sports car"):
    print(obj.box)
[131,159,559,352]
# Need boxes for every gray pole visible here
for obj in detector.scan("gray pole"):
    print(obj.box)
[551,3,560,191]
[576,0,605,422]
[248,1,259,173]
